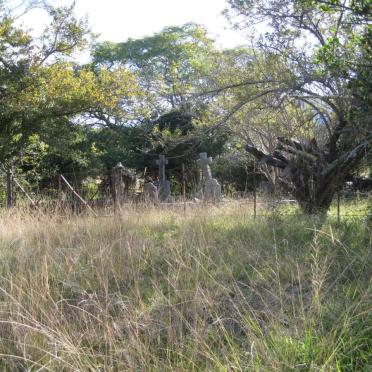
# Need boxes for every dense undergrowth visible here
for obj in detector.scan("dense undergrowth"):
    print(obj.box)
[0,202,371,371]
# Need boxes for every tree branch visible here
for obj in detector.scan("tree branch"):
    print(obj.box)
[245,144,287,168]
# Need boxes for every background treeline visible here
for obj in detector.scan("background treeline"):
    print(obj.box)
[0,0,370,213]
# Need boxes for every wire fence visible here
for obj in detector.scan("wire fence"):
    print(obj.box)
[0,165,370,221]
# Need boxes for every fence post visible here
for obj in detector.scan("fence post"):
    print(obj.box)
[336,166,341,224]
[6,166,14,209]
[253,160,257,219]
[58,174,63,210]
[182,163,186,214]
[113,162,124,213]
[60,174,98,217]
[244,165,248,197]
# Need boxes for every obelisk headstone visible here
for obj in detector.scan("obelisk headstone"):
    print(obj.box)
[156,155,171,202]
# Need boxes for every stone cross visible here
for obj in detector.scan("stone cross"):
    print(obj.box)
[197,152,213,180]
[156,155,168,182]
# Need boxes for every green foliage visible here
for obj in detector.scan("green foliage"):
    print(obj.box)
[0,1,140,168]
[87,124,152,171]
[223,0,372,212]
[213,148,256,193]
[93,24,232,186]
[94,23,214,111]
[0,0,369,202]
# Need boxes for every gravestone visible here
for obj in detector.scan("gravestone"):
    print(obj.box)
[144,180,158,202]
[197,152,221,201]
[156,155,171,202]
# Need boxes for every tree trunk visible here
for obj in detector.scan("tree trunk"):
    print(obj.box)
[246,135,370,215]
[282,161,338,215]
[295,184,335,215]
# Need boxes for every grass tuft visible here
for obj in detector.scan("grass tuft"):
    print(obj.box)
[0,202,370,370]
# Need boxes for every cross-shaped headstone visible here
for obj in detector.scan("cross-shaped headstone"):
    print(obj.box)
[156,155,168,183]
[197,152,213,180]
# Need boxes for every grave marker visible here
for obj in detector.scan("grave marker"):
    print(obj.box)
[156,155,171,202]
[197,152,221,202]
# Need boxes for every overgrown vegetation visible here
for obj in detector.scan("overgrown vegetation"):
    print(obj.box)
[1,1,370,214]
[0,203,370,370]
[0,1,370,370]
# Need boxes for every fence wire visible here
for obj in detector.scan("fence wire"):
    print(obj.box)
[0,166,370,222]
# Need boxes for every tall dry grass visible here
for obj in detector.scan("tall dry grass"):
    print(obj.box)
[0,202,371,370]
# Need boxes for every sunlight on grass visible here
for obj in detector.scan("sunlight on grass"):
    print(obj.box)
[0,202,370,370]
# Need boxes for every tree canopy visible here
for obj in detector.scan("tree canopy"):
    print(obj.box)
[0,0,370,213]
[222,0,372,212]
[0,1,139,165]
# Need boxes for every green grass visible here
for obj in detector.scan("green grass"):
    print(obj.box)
[0,202,371,371]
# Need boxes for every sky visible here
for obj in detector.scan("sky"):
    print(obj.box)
[15,0,248,48]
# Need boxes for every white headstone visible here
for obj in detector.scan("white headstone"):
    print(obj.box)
[197,152,221,202]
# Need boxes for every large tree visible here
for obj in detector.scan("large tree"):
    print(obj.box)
[93,24,228,175]
[0,1,139,167]
[222,0,371,213]
[93,23,215,113]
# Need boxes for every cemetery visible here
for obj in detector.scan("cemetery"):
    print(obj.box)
[2,150,370,224]
[0,0,370,371]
